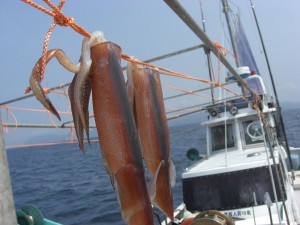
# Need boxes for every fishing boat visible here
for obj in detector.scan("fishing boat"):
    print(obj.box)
[160,0,300,224]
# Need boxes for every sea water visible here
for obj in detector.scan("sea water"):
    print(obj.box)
[7,108,300,225]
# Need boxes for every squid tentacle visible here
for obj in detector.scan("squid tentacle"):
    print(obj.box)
[74,37,92,133]
[68,75,85,153]
[29,49,81,120]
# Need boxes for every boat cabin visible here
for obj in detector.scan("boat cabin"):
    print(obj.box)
[181,71,288,219]
[204,70,273,156]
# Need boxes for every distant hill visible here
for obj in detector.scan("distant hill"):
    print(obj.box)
[168,112,205,127]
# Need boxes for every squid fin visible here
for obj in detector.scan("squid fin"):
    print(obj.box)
[148,160,175,221]
[115,164,153,224]
[169,159,176,187]
[148,160,164,201]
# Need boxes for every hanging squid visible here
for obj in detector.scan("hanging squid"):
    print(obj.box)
[89,37,154,224]
[27,38,91,152]
[127,62,176,221]
[68,37,92,153]
[27,31,155,225]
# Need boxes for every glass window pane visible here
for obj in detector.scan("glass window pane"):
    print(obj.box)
[211,124,234,152]
[245,76,264,95]
[243,120,264,145]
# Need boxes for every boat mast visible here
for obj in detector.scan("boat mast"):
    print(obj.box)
[163,0,257,97]
[222,0,239,67]
[249,0,294,173]
[199,0,215,103]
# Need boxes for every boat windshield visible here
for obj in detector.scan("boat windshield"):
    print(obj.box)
[211,124,235,152]
[245,75,266,96]
[242,119,264,146]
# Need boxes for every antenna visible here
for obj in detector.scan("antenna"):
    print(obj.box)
[199,0,215,103]
[221,0,239,67]
[249,0,294,174]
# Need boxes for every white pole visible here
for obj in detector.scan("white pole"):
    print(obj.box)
[0,113,17,225]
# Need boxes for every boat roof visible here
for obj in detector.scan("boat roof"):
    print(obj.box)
[182,146,279,179]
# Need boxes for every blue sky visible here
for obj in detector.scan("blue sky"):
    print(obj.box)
[1,0,299,146]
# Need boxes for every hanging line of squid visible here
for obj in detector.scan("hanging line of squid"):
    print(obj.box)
[1,0,261,148]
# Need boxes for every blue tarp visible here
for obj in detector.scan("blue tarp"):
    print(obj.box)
[233,15,260,74]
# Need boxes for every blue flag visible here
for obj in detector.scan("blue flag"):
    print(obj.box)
[233,15,259,74]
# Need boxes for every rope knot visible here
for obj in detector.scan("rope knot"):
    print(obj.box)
[43,87,49,94]
[54,11,73,27]
[213,41,222,49]
[213,41,227,56]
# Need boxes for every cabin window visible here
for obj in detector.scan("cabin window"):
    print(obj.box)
[211,124,235,152]
[242,119,264,145]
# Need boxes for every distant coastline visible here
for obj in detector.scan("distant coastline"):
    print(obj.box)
[4,102,299,148]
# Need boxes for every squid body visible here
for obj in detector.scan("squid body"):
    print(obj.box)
[127,62,176,221]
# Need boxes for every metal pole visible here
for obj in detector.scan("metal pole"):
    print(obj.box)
[268,206,274,225]
[252,192,257,225]
[167,108,203,120]
[259,114,282,225]
[221,0,239,67]
[263,124,290,225]
[0,113,18,225]
[249,0,294,175]
[3,123,97,129]
[164,80,236,101]
[199,0,215,103]
[143,44,205,64]
[163,0,256,97]
[0,83,70,106]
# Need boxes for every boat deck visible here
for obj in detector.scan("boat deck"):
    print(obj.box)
[183,146,278,178]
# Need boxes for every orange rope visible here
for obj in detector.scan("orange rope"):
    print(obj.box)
[21,0,261,118]
[5,138,99,149]
[213,41,239,84]
[47,110,58,128]
[214,41,238,62]
[1,105,18,134]
[22,0,90,38]
[51,90,68,96]
[162,84,218,101]
[167,106,203,114]
[40,21,56,79]
[22,0,91,79]
[70,126,75,143]
[167,114,181,119]
[22,0,216,90]
[0,104,73,133]
[122,54,215,85]
[165,106,180,111]
[1,106,72,115]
